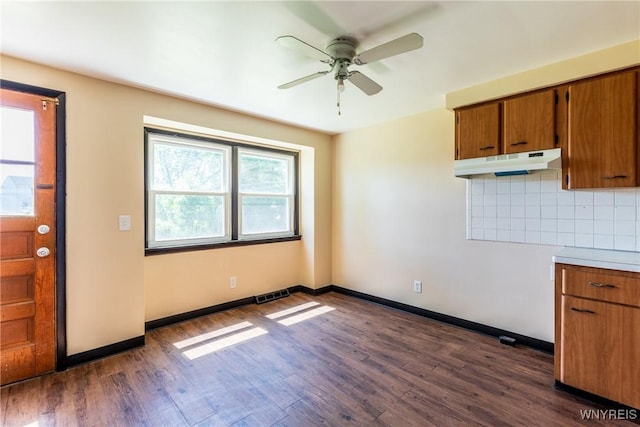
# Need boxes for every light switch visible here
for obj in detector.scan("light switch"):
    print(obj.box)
[119,215,131,231]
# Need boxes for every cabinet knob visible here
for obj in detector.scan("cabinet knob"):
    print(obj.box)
[479,145,495,151]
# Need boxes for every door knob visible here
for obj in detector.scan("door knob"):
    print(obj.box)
[36,247,51,257]
[37,224,50,234]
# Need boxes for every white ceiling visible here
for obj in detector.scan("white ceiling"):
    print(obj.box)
[1,1,638,135]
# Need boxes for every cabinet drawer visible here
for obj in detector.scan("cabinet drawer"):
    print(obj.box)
[560,265,640,307]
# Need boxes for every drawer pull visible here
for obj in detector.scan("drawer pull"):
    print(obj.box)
[570,307,596,314]
[479,145,495,151]
[603,175,627,180]
[588,281,617,289]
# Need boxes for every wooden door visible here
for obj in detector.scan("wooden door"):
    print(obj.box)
[559,295,627,405]
[502,89,556,154]
[566,71,637,189]
[1,88,57,385]
[455,102,501,159]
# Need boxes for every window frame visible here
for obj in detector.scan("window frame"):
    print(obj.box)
[144,128,300,255]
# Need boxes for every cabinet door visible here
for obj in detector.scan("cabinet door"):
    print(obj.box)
[455,103,500,160]
[621,304,640,409]
[503,89,556,154]
[566,71,637,189]
[560,295,639,408]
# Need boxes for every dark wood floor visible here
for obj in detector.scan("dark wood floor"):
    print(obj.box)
[1,292,636,426]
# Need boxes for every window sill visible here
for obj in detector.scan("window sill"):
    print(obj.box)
[145,235,302,256]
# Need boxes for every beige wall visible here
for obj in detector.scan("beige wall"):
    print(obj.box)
[1,55,332,355]
[332,41,639,342]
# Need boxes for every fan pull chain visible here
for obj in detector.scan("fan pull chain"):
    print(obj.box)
[336,79,343,115]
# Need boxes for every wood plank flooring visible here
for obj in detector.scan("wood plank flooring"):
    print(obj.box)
[1,292,637,426]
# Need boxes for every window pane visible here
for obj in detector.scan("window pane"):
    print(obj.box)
[0,164,34,215]
[153,143,225,192]
[241,196,289,235]
[239,153,289,194]
[155,194,225,241]
[1,107,35,162]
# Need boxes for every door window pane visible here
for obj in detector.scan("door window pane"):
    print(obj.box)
[1,107,35,162]
[1,106,35,216]
[0,164,34,215]
[155,194,225,242]
[241,196,289,235]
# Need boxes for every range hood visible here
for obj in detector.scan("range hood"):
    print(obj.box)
[454,148,562,178]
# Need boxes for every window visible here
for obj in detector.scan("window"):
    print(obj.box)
[145,129,298,252]
[238,148,295,239]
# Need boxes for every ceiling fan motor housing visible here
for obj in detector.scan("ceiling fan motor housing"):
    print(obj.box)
[327,37,358,81]
[326,37,358,60]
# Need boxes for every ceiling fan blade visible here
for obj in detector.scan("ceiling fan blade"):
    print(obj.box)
[348,71,383,95]
[278,71,330,89]
[355,33,423,65]
[282,2,346,37]
[276,35,331,61]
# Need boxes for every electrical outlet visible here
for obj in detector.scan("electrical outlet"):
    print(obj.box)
[413,280,422,293]
[230,276,237,288]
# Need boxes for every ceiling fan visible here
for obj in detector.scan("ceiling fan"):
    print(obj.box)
[276,33,423,113]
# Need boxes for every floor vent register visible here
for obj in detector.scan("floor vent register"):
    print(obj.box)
[255,289,290,304]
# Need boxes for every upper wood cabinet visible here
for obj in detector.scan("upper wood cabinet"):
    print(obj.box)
[502,89,557,154]
[455,90,557,160]
[454,66,639,189]
[455,102,500,160]
[563,70,638,189]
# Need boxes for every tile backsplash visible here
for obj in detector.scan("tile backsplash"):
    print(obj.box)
[466,170,640,252]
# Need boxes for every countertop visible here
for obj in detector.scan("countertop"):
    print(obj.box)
[553,247,640,273]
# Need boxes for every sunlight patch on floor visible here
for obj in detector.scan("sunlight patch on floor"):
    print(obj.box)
[173,321,254,349]
[182,327,269,360]
[277,305,335,326]
[265,301,321,320]
[174,300,336,360]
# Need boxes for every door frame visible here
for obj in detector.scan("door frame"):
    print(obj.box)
[1,79,67,371]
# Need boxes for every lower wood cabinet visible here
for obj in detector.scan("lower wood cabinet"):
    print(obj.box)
[555,264,640,409]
